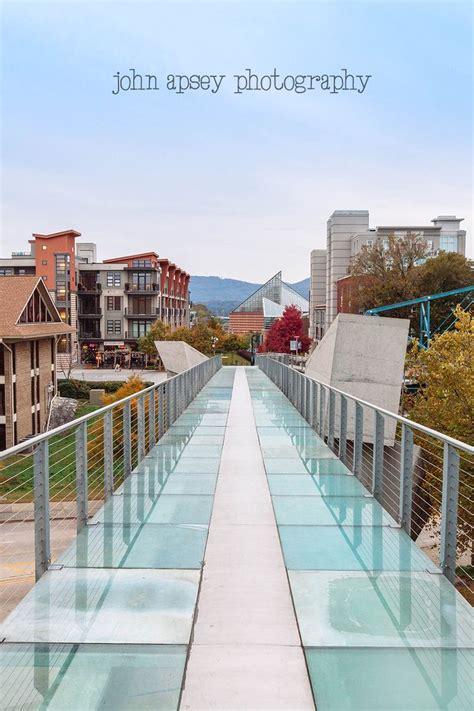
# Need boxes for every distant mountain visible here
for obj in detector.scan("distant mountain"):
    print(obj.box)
[190,275,310,316]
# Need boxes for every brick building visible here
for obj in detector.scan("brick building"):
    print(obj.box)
[0,235,190,365]
[229,272,309,338]
[0,277,75,450]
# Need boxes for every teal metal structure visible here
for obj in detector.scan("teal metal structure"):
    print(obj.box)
[365,284,474,348]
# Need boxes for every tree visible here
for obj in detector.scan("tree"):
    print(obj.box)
[404,308,473,562]
[349,236,473,335]
[137,320,171,361]
[88,375,149,474]
[349,232,429,321]
[261,305,312,354]
[416,252,473,333]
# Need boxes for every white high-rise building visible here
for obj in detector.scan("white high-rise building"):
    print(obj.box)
[309,212,466,339]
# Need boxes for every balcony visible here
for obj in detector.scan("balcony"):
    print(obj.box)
[78,331,102,340]
[124,307,159,318]
[78,283,102,293]
[78,308,102,318]
[124,283,159,294]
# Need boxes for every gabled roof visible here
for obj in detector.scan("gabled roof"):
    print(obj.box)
[0,276,75,339]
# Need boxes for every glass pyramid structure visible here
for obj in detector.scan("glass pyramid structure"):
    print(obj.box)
[232,272,309,316]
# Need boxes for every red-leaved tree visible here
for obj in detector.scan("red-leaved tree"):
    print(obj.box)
[260,305,312,353]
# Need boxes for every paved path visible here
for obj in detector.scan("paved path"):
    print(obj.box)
[0,366,471,710]
[181,368,314,709]
[60,368,168,384]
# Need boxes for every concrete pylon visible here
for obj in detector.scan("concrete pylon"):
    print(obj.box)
[305,313,409,445]
[154,341,208,376]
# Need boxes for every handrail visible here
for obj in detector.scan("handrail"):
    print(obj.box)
[0,356,222,460]
[257,355,473,454]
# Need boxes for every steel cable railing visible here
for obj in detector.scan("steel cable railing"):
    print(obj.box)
[0,356,222,615]
[257,355,473,603]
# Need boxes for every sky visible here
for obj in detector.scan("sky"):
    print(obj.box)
[0,0,472,282]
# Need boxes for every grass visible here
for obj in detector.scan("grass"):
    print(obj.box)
[221,352,249,366]
[0,401,108,504]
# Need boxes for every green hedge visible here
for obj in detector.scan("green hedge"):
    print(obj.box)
[58,379,152,400]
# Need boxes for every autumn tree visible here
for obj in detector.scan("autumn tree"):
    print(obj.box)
[416,252,473,333]
[349,232,429,321]
[349,236,473,334]
[137,320,171,362]
[88,375,149,481]
[404,308,473,563]
[261,305,312,354]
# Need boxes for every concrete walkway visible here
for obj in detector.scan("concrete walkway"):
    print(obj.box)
[0,366,471,710]
[181,368,314,710]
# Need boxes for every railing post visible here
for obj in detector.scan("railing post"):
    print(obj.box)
[328,389,335,450]
[318,385,325,439]
[440,443,460,583]
[75,422,88,532]
[137,393,145,462]
[123,402,132,477]
[104,410,114,498]
[166,381,171,424]
[399,423,413,533]
[339,394,347,464]
[372,411,384,498]
[158,385,164,438]
[33,440,51,580]
[305,378,311,423]
[148,390,156,449]
[353,402,363,478]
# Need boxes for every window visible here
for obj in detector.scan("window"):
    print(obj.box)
[427,240,433,252]
[107,320,121,334]
[106,296,121,311]
[382,240,389,251]
[55,254,70,274]
[132,259,152,268]
[131,320,151,338]
[56,281,67,300]
[19,291,54,323]
[0,268,13,276]
[366,240,373,248]
[131,272,152,290]
[107,272,121,287]
[42,245,47,251]
[440,234,458,252]
[42,260,48,266]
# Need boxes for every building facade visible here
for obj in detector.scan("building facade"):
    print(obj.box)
[0,276,75,450]
[229,272,309,337]
[1,235,190,365]
[310,212,467,339]
[0,230,80,364]
[77,252,190,363]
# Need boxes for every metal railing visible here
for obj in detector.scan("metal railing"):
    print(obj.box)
[0,356,221,612]
[257,355,473,600]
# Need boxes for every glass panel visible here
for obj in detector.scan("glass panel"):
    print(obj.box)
[0,643,186,711]
[305,648,472,711]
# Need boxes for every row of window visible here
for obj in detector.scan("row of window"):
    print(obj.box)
[364,235,458,253]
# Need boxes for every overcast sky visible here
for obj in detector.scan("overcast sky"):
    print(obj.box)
[1,0,472,282]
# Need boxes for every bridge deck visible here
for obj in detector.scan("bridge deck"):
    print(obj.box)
[0,367,471,710]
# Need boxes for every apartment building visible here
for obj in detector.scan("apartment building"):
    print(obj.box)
[0,276,75,450]
[310,212,467,339]
[1,234,190,364]
[77,250,190,363]
[0,229,80,364]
